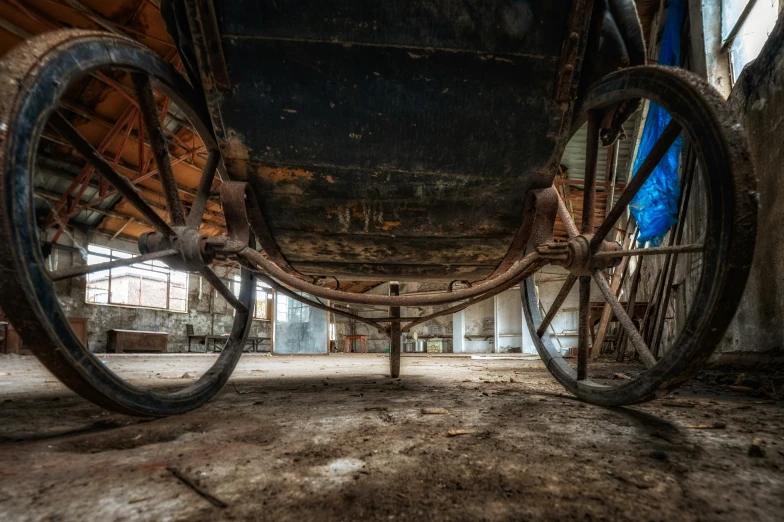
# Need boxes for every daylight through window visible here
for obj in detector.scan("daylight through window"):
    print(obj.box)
[722,0,780,83]
[275,293,310,324]
[85,245,188,312]
[230,275,272,320]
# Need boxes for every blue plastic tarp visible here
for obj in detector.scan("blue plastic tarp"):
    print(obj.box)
[629,0,686,245]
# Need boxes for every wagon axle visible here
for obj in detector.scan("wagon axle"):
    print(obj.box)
[137,228,217,272]
[536,235,623,276]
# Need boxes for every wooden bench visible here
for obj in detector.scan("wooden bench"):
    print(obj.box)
[187,326,270,353]
[107,329,168,353]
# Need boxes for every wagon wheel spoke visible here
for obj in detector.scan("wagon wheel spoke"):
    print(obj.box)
[132,73,186,226]
[200,267,248,312]
[593,244,704,259]
[49,249,179,281]
[591,120,682,248]
[591,269,656,368]
[48,112,175,236]
[577,276,591,380]
[186,149,220,229]
[537,274,577,337]
[581,111,601,234]
[555,189,579,239]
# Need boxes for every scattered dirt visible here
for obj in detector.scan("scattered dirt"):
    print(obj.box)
[0,353,783,521]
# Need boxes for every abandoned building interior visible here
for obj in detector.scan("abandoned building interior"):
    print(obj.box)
[0,0,783,520]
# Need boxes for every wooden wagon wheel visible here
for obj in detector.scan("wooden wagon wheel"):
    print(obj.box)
[522,66,757,406]
[0,30,255,416]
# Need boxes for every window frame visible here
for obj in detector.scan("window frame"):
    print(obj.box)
[227,274,273,321]
[276,292,289,323]
[84,244,189,313]
[720,0,780,84]
[252,283,273,321]
[274,293,310,324]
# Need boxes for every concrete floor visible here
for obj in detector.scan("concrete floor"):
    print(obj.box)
[0,353,782,521]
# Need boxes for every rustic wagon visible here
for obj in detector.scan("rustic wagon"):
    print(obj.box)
[0,0,757,416]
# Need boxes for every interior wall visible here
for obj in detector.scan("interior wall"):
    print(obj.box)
[342,272,603,357]
[717,16,784,364]
[347,282,455,354]
[496,288,524,353]
[631,13,784,366]
[49,230,270,353]
[533,266,603,355]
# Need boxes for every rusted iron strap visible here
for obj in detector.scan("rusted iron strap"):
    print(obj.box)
[238,245,544,307]
[490,187,557,279]
[221,181,308,281]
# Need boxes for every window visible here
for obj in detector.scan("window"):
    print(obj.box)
[722,0,780,83]
[276,293,288,323]
[229,274,272,320]
[85,245,188,312]
[254,285,270,320]
[275,293,310,323]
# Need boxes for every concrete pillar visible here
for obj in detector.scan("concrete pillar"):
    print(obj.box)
[493,295,499,354]
[452,310,465,353]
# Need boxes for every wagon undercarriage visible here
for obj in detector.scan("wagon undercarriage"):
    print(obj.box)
[0,0,757,416]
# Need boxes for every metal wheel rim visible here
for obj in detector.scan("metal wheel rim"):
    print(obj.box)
[0,31,254,416]
[522,66,756,406]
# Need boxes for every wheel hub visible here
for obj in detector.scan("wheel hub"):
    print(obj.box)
[536,234,622,276]
[138,227,214,272]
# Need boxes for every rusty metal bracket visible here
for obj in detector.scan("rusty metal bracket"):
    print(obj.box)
[220,181,308,280]
[529,187,559,248]
[490,185,559,279]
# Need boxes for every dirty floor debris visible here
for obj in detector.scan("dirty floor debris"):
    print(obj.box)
[0,354,782,521]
